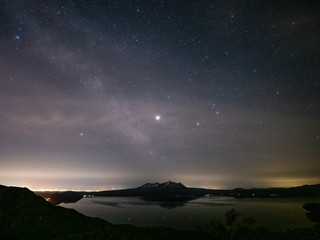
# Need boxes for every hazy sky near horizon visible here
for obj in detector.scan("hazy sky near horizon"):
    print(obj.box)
[0,1,319,190]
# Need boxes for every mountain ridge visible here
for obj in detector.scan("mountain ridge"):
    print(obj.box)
[138,181,186,189]
[34,182,320,205]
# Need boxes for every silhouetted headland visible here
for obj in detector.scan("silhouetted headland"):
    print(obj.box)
[304,203,320,223]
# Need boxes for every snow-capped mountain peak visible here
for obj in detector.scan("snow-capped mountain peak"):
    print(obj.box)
[139,181,186,189]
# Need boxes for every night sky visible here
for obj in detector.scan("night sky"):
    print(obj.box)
[1,1,319,191]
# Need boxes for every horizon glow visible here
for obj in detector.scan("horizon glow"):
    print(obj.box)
[0,1,319,190]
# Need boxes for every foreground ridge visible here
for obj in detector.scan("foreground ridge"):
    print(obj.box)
[0,184,210,240]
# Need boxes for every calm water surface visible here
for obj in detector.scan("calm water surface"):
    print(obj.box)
[60,196,319,231]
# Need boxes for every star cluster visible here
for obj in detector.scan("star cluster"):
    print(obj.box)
[0,1,319,190]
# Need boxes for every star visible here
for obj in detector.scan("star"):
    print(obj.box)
[1,0,319,195]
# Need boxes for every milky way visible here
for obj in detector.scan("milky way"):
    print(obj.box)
[0,1,319,190]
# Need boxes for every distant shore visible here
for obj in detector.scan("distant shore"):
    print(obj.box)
[35,181,320,205]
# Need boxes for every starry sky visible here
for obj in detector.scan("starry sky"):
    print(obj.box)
[0,1,319,191]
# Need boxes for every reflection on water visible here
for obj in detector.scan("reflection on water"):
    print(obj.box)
[59,196,320,231]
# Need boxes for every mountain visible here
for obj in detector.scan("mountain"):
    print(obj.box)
[136,181,192,201]
[140,182,161,188]
[34,182,320,206]
[94,182,320,200]
[93,181,210,202]
[0,184,211,240]
[139,181,186,190]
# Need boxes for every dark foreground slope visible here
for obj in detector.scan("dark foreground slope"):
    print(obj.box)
[1,185,320,240]
[0,185,210,240]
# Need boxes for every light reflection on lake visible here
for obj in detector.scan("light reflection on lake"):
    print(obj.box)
[59,196,319,231]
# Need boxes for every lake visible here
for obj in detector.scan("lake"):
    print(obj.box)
[59,196,319,231]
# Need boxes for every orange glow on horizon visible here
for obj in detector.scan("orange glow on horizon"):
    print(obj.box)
[30,187,112,192]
